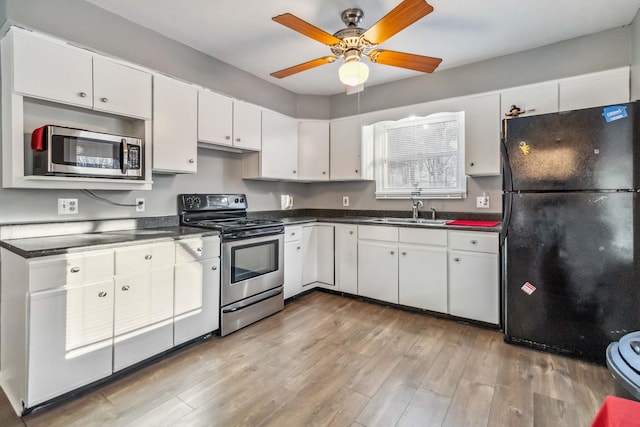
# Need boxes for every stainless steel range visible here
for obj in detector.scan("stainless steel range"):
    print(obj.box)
[178,194,284,336]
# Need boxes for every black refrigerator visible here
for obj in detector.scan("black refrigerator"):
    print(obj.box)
[502,101,640,364]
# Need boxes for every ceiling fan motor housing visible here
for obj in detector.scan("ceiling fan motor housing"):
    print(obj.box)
[341,8,364,27]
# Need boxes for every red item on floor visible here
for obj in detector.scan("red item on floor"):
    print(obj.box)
[591,396,640,427]
[445,220,500,227]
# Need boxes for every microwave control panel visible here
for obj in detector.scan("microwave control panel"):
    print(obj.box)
[128,145,141,169]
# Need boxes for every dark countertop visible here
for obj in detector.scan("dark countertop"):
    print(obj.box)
[0,226,219,258]
[277,216,502,233]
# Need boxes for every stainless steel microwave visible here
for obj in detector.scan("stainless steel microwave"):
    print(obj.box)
[31,125,144,179]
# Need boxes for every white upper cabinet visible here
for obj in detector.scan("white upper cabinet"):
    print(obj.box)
[298,120,330,181]
[330,117,362,181]
[464,93,501,176]
[11,29,93,108]
[92,57,152,120]
[152,74,198,174]
[233,101,262,151]
[500,82,559,118]
[197,89,233,147]
[558,67,629,112]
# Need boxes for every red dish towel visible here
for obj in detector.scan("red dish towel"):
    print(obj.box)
[591,395,640,427]
[446,220,500,227]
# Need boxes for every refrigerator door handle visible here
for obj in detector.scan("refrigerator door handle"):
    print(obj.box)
[501,122,514,193]
[500,192,512,246]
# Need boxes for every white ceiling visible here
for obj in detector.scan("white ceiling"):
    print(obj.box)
[85,0,640,96]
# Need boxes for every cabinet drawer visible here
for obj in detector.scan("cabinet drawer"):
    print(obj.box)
[115,242,175,276]
[399,228,447,246]
[358,225,398,242]
[285,226,303,243]
[448,231,498,254]
[175,236,220,264]
[28,250,114,292]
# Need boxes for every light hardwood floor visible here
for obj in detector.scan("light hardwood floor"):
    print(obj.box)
[1,291,615,427]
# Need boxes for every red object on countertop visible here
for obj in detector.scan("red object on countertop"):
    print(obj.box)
[591,396,640,427]
[445,220,500,227]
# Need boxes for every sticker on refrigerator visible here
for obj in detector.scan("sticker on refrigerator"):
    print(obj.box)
[519,141,531,155]
[521,282,537,295]
[602,106,628,123]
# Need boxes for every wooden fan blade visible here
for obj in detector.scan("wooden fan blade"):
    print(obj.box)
[271,56,337,79]
[362,0,434,45]
[368,49,442,73]
[273,13,342,46]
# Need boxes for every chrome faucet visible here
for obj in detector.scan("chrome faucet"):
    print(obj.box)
[411,197,424,219]
[430,207,437,221]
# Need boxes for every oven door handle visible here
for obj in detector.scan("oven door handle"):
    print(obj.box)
[222,286,283,313]
[120,139,128,174]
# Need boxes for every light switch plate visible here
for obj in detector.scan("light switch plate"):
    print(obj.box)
[343,196,350,207]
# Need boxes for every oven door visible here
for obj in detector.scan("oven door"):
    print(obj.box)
[221,233,284,306]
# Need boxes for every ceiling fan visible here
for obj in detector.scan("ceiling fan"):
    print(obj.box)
[270,0,442,88]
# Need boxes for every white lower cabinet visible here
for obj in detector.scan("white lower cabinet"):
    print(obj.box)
[174,236,221,345]
[358,239,399,303]
[27,280,114,407]
[448,231,499,324]
[284,226,303,299]
[398,244,448,313]
[334,224,358,294]
[302,225,334,289]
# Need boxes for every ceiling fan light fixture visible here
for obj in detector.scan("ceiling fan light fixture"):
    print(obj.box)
[339,59,369,86]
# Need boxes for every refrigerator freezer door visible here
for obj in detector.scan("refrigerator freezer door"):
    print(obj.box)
[503,191,640,363]
[503,102,639,192]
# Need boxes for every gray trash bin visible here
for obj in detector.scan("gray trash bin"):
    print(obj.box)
[606,331,640,401]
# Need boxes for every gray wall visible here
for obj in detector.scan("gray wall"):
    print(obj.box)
[0,0,636,224]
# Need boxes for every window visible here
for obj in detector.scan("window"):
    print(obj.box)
[370,112,466,199]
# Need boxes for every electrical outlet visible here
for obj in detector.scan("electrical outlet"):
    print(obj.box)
[342,196,350,207]
[136,198,145,212]
[58,198,78,215]
[476,196,490,209]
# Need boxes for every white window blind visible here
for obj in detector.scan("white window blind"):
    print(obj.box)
[372,112,466,199]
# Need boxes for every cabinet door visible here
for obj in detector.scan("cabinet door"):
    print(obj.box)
[301,226,318,286]
[298,121,330,180]
[284,240,303,299]
[464,93,501,176]
[27,281,114,406]
[233,101,262,151]
[152,74,198,173]
[11,30,93,108]
[92,58,152,119]
[330,117,362,180]
[315,225,335,285]
[261,111,298,179]
[335,225,358,294]
[357,240,398,303]
[500,82,558,118]
[558,68,629,112]
[198,90,233,146]
[399,245,447,313]
[174,258,220,345]
[448,250,499,324]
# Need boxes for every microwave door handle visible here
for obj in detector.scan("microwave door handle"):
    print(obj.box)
[120,139,128,174]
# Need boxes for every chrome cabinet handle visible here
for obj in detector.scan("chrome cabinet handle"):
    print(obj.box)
[236,138,241,142]
[121,285,130,291]
[225,136,230,140]
[390,251,395,255]
[471,240,478,245]
[401,251,407,255]
[322,171,326,175]
[297,246,301,250]
[79,92,87,98]
[211,266,217,271]
[349,231,354,235]
[188,159,195,163]
[293,170,297,174]
[196,247,203,252]
[100,97,108,103]
[70,267,80,273]
[355,169,359,173]
[144,254,152,260]
[290,232,296,236]
[98,291,108,298]
[454,258,461,262]
[469,162,475,167]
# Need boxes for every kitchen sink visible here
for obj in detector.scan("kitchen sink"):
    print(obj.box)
[104,229,175,236]
[366,217,449,226]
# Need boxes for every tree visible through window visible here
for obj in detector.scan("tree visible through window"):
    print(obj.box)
[371,112,466,199]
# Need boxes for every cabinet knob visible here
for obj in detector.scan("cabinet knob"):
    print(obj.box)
[355,169,359,173]
[236,138,241,142]
[323,171,326,175]
[349,231,354,235]
[454,257,461,262]
[297,246,301,250]
[196,247,203,252]
[390,251,395,255]
[469,162,475,167]
[225,136,231,140]
[290,232,296,236]
[98,291,108,298]
[121,285,130,291]
[188,159,195,164]
[100,97,108,103]
[70,267,80,273]
[79,92,87,98]
[145,254,152,260]
[293,170,297,174]
[211,266,217,271]
[401,251,407,255]
[471,240,478,245]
